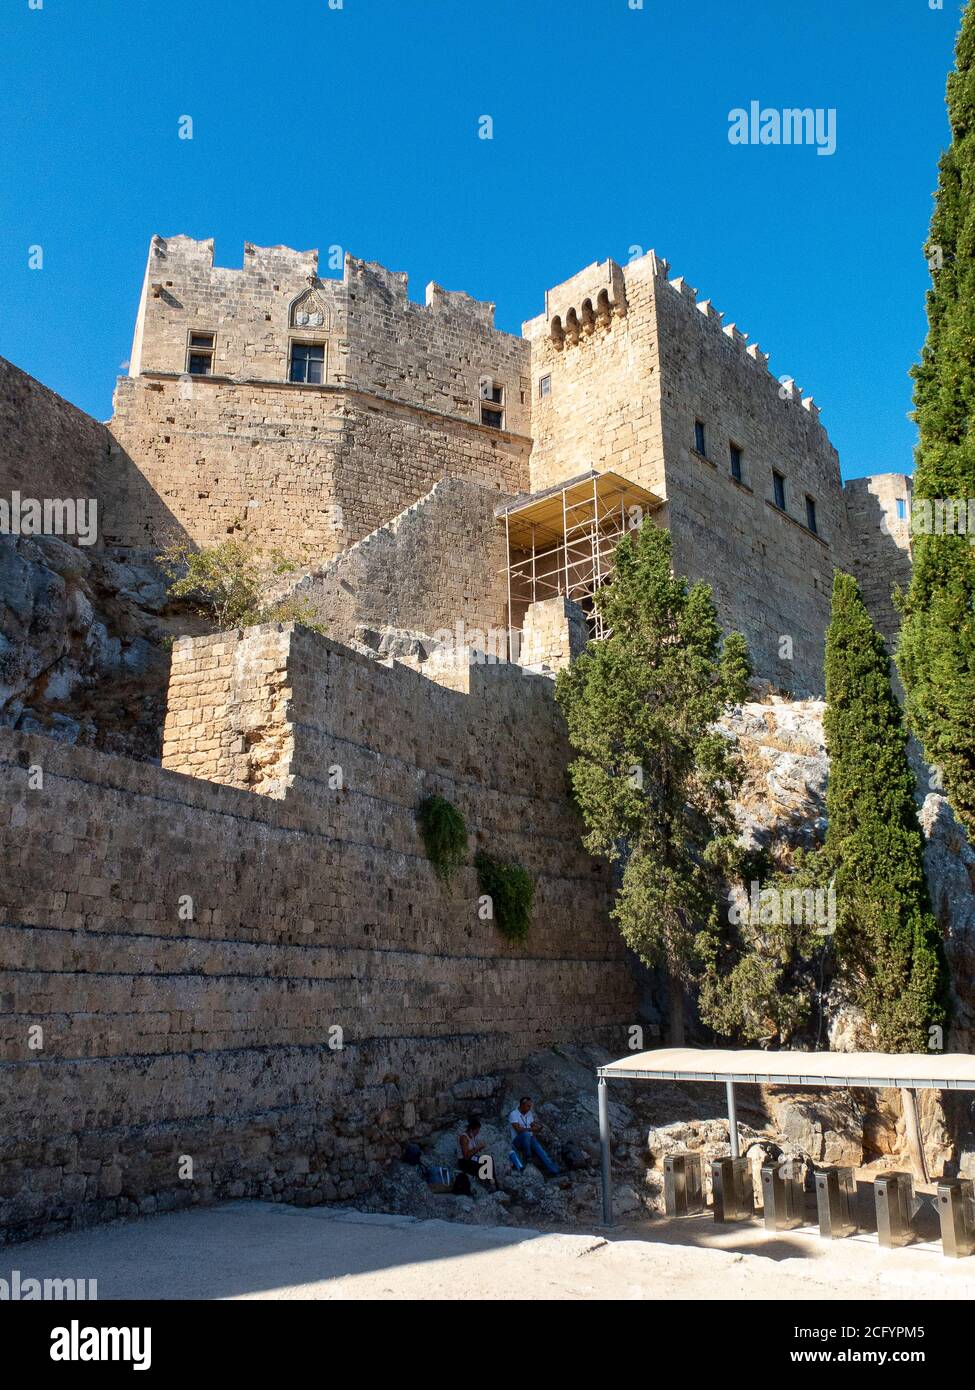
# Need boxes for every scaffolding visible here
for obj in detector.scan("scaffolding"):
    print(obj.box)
[499,470,664,650]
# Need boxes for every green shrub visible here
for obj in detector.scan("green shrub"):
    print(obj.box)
[417,795,468,882]
[475,851,534,942]
[160,541,327,634]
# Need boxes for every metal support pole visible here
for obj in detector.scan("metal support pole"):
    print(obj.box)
[562,486,569,600]
[726,1080,740,1159]
[598,1076,613,1226]
[504,513,513,663]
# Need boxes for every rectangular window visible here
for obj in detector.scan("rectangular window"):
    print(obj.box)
[896,497,907,521]
[730,442,743,482]
[694,420,706,456]
[773,470,786,511]
[481,382,504,428]
[187,331,215,376]
[289,342,325,385]
[805,495,818,534]
[539,374,552,399]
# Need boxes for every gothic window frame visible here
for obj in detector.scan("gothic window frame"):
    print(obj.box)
[289,285,330,332]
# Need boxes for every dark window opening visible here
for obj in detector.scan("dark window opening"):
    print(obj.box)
[730,442,743,482]
[481,404,504,429]
[694,420,706,456]
[290,342,325,385]
[805,495,818,534]
[187,332,215,376]
[773,470,786,511]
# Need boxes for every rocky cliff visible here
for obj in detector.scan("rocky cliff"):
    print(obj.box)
[0,536,200,762]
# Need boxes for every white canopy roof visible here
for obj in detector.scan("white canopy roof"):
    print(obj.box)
[598,1048,975,1091]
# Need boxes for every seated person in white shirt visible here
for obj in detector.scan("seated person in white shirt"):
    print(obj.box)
[509,1096,560,1177]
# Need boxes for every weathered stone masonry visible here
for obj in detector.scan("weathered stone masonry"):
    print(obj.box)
[0,231,920,1242]
[103,236,909,692]
[109,237,532,563]
[0,630,637,1241]
[525,251,856,692]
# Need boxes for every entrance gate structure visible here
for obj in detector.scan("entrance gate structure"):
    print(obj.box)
[595,1047,975,1245]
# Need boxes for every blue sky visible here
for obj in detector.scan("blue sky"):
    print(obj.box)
[0,0,963,481]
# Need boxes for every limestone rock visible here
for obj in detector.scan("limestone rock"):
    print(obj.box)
[920,792,975,1049]
[723,697,828,854]
[0,535,200,762]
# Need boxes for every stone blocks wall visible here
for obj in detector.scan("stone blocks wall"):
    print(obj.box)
[653,263,850,694]
[285,476,510,651]
[110,237,532,563]
[519,596,589,671]
[0,628,637,1242]
[524,255,666,498]
[0,357,116,524]
[844,473,913,648]
[525,253,853,694]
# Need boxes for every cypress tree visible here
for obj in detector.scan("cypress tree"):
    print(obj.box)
[827,572,947,1051]
[897,4,975,838]
[555,524,751,1043]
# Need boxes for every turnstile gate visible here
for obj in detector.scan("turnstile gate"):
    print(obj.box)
[937,1178,975,1258]
[761,1159,805,1230]
[874,1171,915,1248]
[663,1151,704,1217]
[711,1155,754,1222]
[815,1166,858,1239]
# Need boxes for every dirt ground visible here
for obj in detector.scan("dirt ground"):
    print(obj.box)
[6,1200,975,1301]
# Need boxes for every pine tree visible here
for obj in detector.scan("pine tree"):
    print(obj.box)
[827,572,947,1051]
[897,3,975,838]
[555,525,751,1043]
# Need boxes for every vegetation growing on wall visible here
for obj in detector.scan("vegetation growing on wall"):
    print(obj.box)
[826,572,948,1051]
[417,795,468,882]
[475,851,534,942]
[161,541,327,633]
[897,3,975,840]
[554,523,751,1043]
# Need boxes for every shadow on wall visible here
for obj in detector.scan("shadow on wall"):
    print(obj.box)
[0,356,195,760]
[0,355,190,552]
[845,482,912,651]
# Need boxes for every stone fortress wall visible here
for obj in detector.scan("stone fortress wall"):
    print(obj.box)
[284,476,511,657]
[843,473,914,648]
[0,232,920,1240]
[108,237,532,562]
[0,627,637,1241]
[525,251,855,692]
[101,234,908,693]
[0,358,116,516]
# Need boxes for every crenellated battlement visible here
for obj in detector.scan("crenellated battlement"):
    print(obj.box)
[649,252,825,429]
[524,247,828,433]
[147,233,322,281]
[523,258,628,346]
[109,227,869,695]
